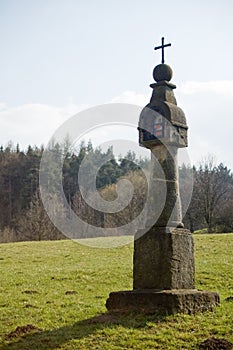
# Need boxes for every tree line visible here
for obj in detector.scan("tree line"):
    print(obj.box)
[0,141,149,242]
[0,142,232,243]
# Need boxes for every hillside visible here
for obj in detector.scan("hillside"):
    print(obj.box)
[0,234,233,350]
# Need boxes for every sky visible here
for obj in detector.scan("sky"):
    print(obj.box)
[0,0,233,168]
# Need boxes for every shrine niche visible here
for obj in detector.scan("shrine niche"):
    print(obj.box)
[138,107,165,145]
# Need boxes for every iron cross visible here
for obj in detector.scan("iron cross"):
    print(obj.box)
[154,37,171,64]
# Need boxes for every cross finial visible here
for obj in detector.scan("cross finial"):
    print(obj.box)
[154,37,171,64]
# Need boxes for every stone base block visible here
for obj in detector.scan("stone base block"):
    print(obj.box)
[133,227,195,289]
[106,289,220,314]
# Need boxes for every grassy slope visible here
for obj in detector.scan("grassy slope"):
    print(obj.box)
[0,234,232,350]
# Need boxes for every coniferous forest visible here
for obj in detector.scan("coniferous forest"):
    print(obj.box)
[0,141,232,243]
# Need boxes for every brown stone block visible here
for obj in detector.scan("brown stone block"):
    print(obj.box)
[133,228,195,290]
[106,289,220,314]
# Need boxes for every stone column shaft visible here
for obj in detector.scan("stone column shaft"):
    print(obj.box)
[149,144,182,228]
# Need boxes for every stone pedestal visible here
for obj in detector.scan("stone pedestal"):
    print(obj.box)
[106,227,220,314]
[106,289,220,315]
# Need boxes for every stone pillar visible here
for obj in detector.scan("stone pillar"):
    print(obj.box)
[106,60,220,315]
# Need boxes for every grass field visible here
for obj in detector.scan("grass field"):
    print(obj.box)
[0,234,232,349]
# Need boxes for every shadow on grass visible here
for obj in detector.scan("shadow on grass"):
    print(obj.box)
[0,312,169,350]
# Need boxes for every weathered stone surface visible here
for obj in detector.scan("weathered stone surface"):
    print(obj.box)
[151,144,178,180]
[106,289,220,314]
[138,62,188,150]
[147,145,183,228]
[153,63,173,82]
[133,227,195,290]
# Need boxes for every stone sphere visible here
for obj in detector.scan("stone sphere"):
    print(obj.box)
[153,64,173,82]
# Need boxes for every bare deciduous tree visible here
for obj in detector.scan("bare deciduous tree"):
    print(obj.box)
[188,156,233,233]
[16,191,65,241]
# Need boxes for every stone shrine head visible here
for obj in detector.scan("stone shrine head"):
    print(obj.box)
[138,63,188,149]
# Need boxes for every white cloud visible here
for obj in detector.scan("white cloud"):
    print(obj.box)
[0,91,149,151]
[0,103,7,112]
[178,80,233,169]
[111,90,149,106]
[0,102,88,149]
[1,82,233,170]
[180,80,233,96]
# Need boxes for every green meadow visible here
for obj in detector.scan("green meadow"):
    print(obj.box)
[0,234,232,349]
